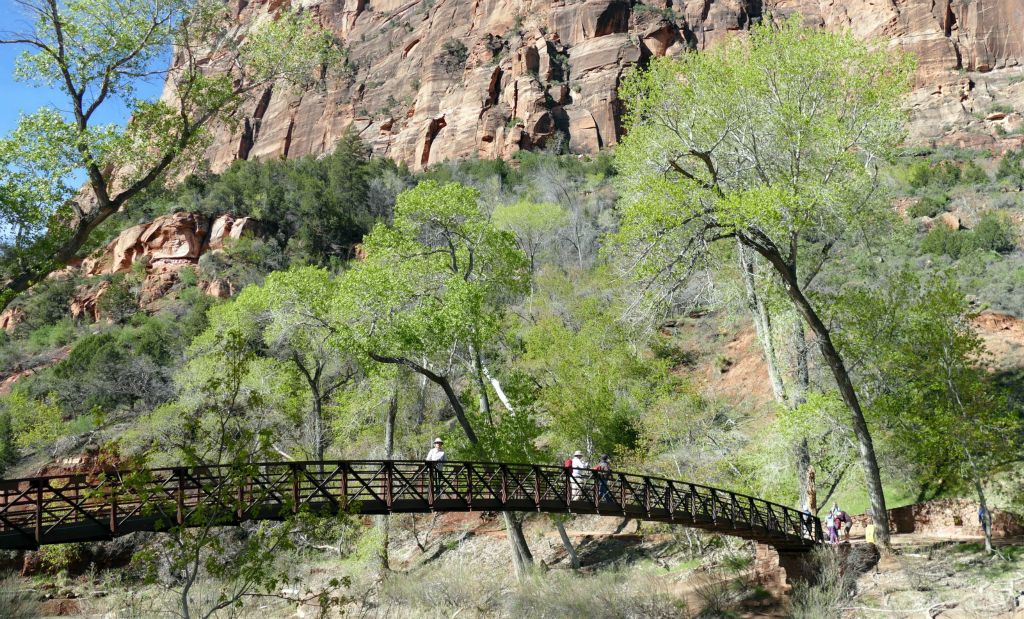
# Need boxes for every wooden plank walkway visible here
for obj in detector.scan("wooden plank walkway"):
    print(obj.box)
[0,460,823,551]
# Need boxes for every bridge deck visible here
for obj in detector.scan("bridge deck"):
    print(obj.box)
[0,460,823,551]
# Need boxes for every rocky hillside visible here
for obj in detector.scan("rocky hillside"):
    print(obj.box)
[180,0,1024,171]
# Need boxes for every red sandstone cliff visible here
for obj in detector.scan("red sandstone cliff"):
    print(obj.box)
[176,0,1024,172]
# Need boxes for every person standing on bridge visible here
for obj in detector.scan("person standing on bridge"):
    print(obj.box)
[426,438,447,465]
[570,450,588,501]
[593,454,612,502]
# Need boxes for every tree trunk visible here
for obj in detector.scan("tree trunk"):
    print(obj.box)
[790,317,810,406]
[377,388,398,572]
[554,517,580,569]
[738,242,788,405]
[973,477,994,553]
[746,239,891,548]
[502,511,534,578]
[796,438,811,510]
[367,353,534,576]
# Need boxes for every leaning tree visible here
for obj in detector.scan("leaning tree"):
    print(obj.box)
[612,17,914,547]
[0,0,340,307]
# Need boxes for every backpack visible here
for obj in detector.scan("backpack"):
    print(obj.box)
[564,458,573,469]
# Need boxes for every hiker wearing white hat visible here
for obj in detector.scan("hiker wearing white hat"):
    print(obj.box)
[570,450,588,500]
[426,438,447,464]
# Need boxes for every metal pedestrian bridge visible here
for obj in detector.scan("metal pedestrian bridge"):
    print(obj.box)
[0,460,823,551]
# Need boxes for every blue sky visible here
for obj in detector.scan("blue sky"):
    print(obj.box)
[0,0,165,135]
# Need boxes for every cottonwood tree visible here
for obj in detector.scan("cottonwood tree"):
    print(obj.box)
[195,266,356,461]
[612,18,913,546]
[135,332,346,618]
[832,273,1020,553]
[0,0,340,307]
[335,180,538,578]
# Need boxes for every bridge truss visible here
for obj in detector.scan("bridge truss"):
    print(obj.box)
[0,460,822,551]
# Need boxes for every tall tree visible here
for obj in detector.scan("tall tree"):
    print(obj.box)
[832,273,1021,553]
[195,266,355,461]
[0,0,340,307]
[612,17,913,546]
[335,180,537,577]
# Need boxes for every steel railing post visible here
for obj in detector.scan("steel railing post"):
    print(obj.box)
[291,463,300,514]
[175,469,185,525]
[427,463,435,507]
[33,479,43,545]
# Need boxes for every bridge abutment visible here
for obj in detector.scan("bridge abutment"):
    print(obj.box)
[754,543,815,594]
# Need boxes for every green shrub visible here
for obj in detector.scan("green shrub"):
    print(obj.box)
[1,391,65,450]
[36,544,84,573]
[439,38,468,74]
[97,274,139,324]
[960,160,989,185]
[10,276,77,336]
[968,211,1016,254]
[997,150,1024,186]
[920,211,1016,258]
[907,193,949,218]
[921,222,965,259]
[25,319,76,351]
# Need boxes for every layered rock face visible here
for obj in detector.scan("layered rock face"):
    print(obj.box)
[70,212,256,321]
[181,0,1024,172]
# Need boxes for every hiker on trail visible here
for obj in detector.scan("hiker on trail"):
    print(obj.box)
[979,506,990,535]
[825,513,839,544]
[593,454,612,502]
[840,510,852,541]
[801,505,814,539]
[570,450,588,500]
[830,502,841,518]
[426,438,447,464]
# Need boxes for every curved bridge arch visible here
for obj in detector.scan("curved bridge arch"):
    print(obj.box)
[0,460,822,551]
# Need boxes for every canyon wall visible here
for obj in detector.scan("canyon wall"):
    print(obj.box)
[177,0,1024,171]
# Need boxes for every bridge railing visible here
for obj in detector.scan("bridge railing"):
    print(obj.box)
[0,460,823,549]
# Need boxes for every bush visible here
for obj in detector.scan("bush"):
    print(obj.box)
[907,193,948,218]
[10,276,77,336]
[439,38,468,74]
[960,160,989,185]
[921,222,965,258]
[921,211,1016,258]
[969,211,1016,254]
[997,150,1024,186]
[98,274,139,324]
[790,546,863,618]
[906,159,988,190]
[1,391,65,450]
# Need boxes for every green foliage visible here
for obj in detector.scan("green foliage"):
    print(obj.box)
[492,200,567,272]
[613,16,911,299]
[920,221,966,258]
[124,133,399,271]
[921,211,1016,258]
[906,193,949,218]
[997,150,1024,186]
[1,390,65,450]
[831,271,1020,494]
[192,265,353,459]
[8,276,77,335]
[439,38,469,74]
[906,159,988,190]
[0,411,16,475]
[36,544,84,574]
[97,273,140,324]
[970,210,1017,253]
[0,0,342,306]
